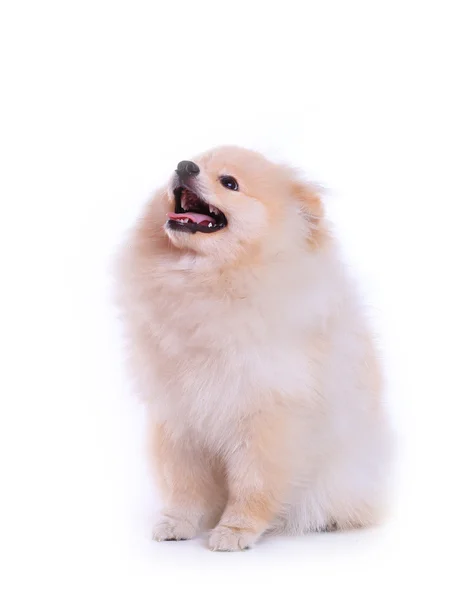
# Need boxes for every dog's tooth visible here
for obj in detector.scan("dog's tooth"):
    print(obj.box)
[208,222,213,228]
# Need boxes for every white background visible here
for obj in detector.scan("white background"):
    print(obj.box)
[1,1,449,598]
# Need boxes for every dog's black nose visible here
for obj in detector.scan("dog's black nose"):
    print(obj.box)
[176,160,200,177]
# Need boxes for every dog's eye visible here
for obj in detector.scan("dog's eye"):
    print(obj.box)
[219,175,239,191]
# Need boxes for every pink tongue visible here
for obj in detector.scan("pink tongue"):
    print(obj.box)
[167,212,215,225]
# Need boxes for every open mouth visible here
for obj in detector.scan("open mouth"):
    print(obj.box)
[166,187,227,234]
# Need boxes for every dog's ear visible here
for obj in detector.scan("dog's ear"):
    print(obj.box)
[290,180,329,248]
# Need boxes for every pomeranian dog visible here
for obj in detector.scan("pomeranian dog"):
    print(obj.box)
[117,146,392,551]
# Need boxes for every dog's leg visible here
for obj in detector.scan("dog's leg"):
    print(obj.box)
[209,410,289,551]
[151,422,224,542]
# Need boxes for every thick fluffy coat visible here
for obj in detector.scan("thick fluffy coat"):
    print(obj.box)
[117,146,392,551]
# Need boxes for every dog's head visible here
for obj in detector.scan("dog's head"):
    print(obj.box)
[150,146,328,264]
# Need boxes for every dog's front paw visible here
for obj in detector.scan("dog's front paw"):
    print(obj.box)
[152,515,197,542]
[209,525,257,551]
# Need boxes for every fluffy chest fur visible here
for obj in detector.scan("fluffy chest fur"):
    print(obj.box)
[122,250,342,446]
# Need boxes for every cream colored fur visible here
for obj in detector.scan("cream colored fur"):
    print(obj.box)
[116,146,392,551]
